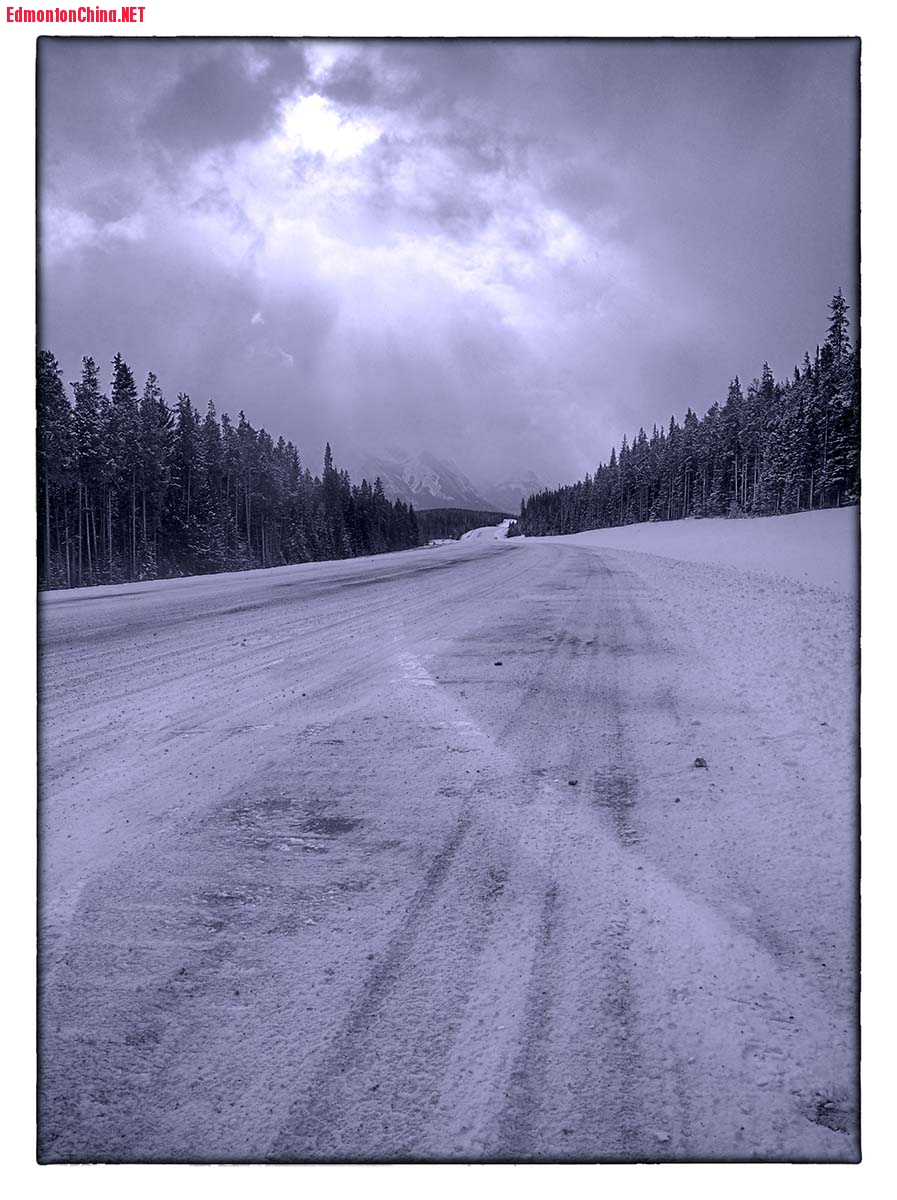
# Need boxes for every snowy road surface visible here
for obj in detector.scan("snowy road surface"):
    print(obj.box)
[39,531,858,1161]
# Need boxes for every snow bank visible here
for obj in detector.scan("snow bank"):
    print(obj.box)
[540,507,857,595]
[461,518,513,541]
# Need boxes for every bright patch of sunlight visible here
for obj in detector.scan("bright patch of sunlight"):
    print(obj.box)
[279,93,381,162]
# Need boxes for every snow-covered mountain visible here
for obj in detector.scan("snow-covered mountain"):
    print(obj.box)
[348,451,501,512]
[479,472,546,515]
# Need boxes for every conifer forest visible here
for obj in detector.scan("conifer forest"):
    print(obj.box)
[37,354,420,589]
[415,508,513,543]
[513,292,858,538]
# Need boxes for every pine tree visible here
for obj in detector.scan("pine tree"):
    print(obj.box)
[109,353,141,578]
[827,288,850,365]
[37,351,73,587]
[71,356,105,585]
[138,371,172,577]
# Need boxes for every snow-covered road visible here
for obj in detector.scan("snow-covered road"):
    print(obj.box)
[38,532,858,1162]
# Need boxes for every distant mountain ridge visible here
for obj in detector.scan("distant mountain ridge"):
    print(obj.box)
[480,472,546,514]
[347,451,545,514]
[347,450,500,512]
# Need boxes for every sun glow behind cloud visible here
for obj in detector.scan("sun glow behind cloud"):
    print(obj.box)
[176,86,625,344]
[278,93,382,162]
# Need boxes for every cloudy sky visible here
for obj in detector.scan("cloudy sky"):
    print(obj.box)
[38,38,858,485]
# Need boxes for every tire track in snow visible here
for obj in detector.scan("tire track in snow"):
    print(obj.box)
[493,879,561,1160]
[266,565,550,1160]
[268,560,594,1160]
[268,801,481,1159]
[459,547,656,1158]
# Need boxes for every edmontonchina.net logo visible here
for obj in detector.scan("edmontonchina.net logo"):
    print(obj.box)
[7,5,145,20]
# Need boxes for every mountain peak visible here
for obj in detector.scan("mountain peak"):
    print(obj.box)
[347,450,500,512]
[345,449,546,513]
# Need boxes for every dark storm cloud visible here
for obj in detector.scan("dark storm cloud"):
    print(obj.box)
[39,39,310,180]
[39,38,858,485]
[315,46,381,108]
[143,52,281,152]
[142,41,310,154]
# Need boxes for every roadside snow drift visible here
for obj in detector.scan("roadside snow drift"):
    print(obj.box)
[539,507,857,595]
[461,519,513,541]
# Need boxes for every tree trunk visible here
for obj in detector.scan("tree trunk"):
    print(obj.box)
[63,500,71,589]
[76,481,82,587]
[131,468,137,578]
[88,500,96,584]
[98,488,105,576]
[43,478,51,586]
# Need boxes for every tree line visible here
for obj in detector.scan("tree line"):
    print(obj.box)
[416,508,512,543]
[513,291,859,538]
[37,351,420,589]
